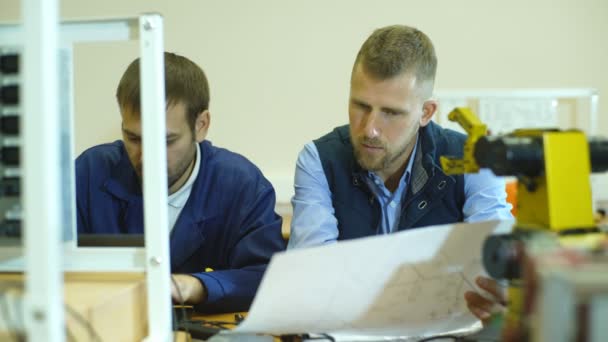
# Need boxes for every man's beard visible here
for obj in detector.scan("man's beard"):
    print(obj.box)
[133,143,196,191]
[134,163,189,190]
[167,148,196,189]
[167,167,185,189]
[353,137,409,172]
[353,137,386,171]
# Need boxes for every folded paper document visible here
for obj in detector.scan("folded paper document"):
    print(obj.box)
[233,220,513,340]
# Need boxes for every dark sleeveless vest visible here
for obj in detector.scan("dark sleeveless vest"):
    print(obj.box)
[314,121,466,240]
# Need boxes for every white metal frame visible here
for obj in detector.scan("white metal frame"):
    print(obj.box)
[22,0,64,340]
[139,14,173,341]
[0,18,153,271]
[435,88,600,135]
[0,13,172,342]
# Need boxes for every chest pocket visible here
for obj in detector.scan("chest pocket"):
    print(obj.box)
[398,174,461,230]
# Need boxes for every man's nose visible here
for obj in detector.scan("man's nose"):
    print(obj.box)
[133,147,142,164]
[363,110,381,138]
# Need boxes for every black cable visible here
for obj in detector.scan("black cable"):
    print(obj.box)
[186,318,236,329]
[171,275,189,339]
[319,333,336,342]
[301,333,336,341]
[64,303,103,342]
[170,288,178,342]
[417,335,461,342]
[171,306,178,342]
[280,334,302,342]
[234,313,245,324]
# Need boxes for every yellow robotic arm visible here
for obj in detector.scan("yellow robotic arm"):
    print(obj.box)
[439,107,487,174]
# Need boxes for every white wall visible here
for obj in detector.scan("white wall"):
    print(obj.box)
[2,0,608,203]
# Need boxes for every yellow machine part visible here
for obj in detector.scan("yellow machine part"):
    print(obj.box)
[516,131,595,232]
[439,107,487,175]
[503,284,524,333]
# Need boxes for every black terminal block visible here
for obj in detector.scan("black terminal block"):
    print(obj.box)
[0,219,21,237]
[1,146,19,166]
[0,85,19,105]
[0,54,19,74]
[0,177,19,196]
[0,116,19,135]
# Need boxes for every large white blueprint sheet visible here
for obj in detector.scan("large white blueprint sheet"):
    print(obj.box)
[234,220,513,339]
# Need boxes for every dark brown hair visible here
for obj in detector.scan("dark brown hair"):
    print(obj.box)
[116,52,210,131]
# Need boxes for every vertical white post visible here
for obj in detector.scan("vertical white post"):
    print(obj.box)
[140,14,173,341]
[22,0,64,340]
[589,91,599,137]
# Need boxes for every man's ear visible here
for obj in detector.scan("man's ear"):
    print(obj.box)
[420,100,437,127]
[194,110,210,142]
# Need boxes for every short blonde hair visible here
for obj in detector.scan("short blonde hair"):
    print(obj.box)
[354,25,437,97]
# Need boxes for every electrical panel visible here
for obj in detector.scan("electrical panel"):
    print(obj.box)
[0,49,21,242]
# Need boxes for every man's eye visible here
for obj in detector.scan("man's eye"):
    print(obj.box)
[357,103,371,111]
[126,137,142,145]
